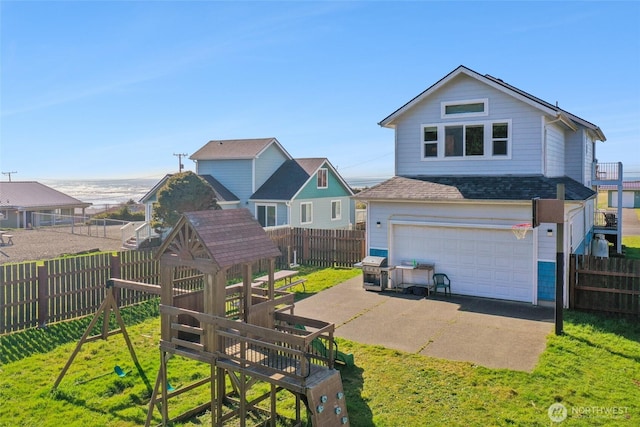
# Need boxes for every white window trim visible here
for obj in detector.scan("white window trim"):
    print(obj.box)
[441,98,489,119]
[331,199,342,221]
[420,119,512,160]
[300,202,313,225]
[256,203,277,227]
[317,168,328,189]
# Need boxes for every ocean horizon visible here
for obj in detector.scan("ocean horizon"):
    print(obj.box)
[42,172,640,211]
[42,176,391,210]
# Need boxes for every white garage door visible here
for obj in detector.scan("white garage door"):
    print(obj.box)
[391,224,534,302]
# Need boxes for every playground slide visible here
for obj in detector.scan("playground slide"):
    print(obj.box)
[296,324,355,367]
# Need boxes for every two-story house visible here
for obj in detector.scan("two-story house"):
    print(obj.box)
[355,65,622,306]
[142,138,355,231]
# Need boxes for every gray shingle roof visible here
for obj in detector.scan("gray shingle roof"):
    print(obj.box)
[199,175,239,202]
[182,209,281,268]
[0,181,91,209]
[190,138,280,160]
[354,175,596,202]
[250,158,327,200]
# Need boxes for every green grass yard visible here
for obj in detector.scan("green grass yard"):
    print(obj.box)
[1,265,639,426]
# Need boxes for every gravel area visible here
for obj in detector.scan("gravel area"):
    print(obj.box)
[0,226,126,265]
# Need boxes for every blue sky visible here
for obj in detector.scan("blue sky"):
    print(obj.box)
[1,1,639,181]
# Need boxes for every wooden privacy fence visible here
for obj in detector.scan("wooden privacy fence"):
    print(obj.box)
[0,251,159,334]
[0,227,365,335]
[292,228,366,268]
[569,255,640,317]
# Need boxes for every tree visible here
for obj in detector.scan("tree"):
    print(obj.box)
[151,171,220,231]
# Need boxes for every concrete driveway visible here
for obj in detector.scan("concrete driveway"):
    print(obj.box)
[294,277,554,372]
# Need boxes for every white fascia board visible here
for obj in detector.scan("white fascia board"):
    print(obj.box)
[380,66,561,128]
[290,160,354,201]
[256,137,294,160]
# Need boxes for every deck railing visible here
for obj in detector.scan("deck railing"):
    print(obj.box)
[594,210,618,229]
[593,161,623,182]
[159,305,335,386]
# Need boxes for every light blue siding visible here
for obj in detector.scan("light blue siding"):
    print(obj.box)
[255,144,289,190]
[290,196,353,229]
[565,129,584,184]
[394,74,545,177]
[197,159,253,204]
[537,224,557,260]
[545,121,565,177]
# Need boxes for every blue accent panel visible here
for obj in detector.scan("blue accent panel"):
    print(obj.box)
[537,261,556,301]
[574,238,586,255]
[369,248,388,257]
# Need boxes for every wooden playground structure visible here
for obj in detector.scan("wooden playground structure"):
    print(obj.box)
[53,209,350,426]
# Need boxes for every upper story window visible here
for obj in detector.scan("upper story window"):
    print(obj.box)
[422,119,511,159]
[441,98,488,119]
[317,168,328,188]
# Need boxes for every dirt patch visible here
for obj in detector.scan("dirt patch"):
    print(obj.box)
[0,227,126,265]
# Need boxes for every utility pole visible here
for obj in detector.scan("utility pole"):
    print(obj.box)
[173,153,188,173]
[1,171,17,182]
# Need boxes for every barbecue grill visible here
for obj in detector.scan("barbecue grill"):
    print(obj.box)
[356,256,394,291]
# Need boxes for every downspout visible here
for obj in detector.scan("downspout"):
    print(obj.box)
[285,201,291,227]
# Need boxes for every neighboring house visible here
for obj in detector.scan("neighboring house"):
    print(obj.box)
[600,181,640,208]
[140,174,240,222]
[355,65,622,306]
[0,181,91,229]
[142,138,355,230]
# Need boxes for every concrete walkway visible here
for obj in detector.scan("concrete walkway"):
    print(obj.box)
[294,277,554,372]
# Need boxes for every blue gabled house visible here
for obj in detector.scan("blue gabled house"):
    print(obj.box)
[142,138,355,230]
[191,138,355,229]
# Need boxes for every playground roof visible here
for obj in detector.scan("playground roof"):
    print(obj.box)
[157,208,281,270]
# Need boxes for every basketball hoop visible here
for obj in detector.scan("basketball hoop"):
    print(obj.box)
[512,223,532,240]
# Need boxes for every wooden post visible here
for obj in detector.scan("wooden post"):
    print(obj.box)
[555,184,565,335]
[268,258,275,301]
[242,264,252,323]
[159,265,173,342]
[110,253,122,307]
[37,264,48,327]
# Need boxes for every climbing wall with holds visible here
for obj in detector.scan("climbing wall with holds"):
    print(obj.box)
[305,370,350,426]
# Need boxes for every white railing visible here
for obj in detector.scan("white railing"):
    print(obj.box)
[120,221,158,248]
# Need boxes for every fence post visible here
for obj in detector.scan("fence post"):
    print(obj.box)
[111,253,121,307]
[37,264,48,327]
[568,255,575,309]
[0,268,4,333]
[302,229,309,265]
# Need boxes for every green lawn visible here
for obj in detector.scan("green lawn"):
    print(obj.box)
[1,267,639,426]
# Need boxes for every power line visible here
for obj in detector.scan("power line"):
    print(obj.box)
[173,153,188,173]
[2,171,17,182]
